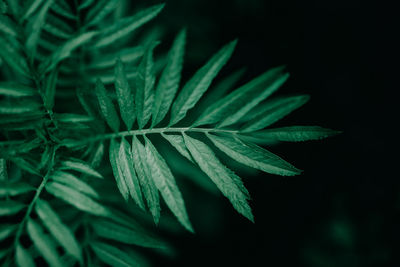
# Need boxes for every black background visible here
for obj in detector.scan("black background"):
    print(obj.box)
[146,0,398,266]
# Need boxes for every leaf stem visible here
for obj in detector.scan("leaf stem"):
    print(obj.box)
[63,127,238,147]
[12,147,57,247]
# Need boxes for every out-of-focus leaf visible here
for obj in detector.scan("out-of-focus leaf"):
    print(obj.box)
[16,244,35,267]
[0,82,36,97]
[95,78,120,132]
[50,171,99,198]
[0,182,34,197]
[114,59,135,129]
[59,158,103,178]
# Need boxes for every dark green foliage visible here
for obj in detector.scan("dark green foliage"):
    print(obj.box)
[0,0,339,266]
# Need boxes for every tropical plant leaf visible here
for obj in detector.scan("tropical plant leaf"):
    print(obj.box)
[240,95,310,132]
[85,0,120,27]
[183,134,254,222]
[59,158,103,178]
[21,0,45,21]
[93,4,165,48]
[0,182,34,197]
[161,133,193,162]
[118,137,145,209]
[114,59,135,130]
[42,66,59,111]
[170,39,237,126]
[243,126,341,142]
[207,133,301,176]
[143,136,194,232]
[193,66,288,127]
[0,224,17,240]
[26,219,64,267]
[50,171,99,198]
[109,138,129,200]
[0,82,37,97]
[131,136,160,223]
[46,181,110,216]
[16,244,36,267]
[35,199,82,263]
[136,42,158,129]
[0,201,26,216]
[91,241,148,267]
[0,14,19,37]
[95,78,120,132]
[152,29,186,127]
[92,218,167,248]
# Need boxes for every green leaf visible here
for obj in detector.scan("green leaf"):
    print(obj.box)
[0,182,34,197]
[95,78,120,132]
[207,133,301,176]
[114,59,135,130]
[54,113,93,123]
[136,42,158,129]
[26,220,63,267]
[16,244,36,267]
[60,158,103,178]
[25,0,53,60]
[51,1,75,20]
[183,134,253,222]
[78,0,95,10]
[50,171,99,198]
[152,29,186,127]
[0,14,19,37]
[93,4,164,48]
[87,46,144,70]
[109,139,129,201]
[161,133,193,162]
[40,31,97,74]
[21,0,45,21]
[131,136,160,224]
[35,199,82,263]
[244,126,341,142]
[85,0,120,26]
[118,138,145,209]
[91,241,146,267]
[9,157,41,176]
[0,224,17,240]
[46,181,110,216]
[240,95,310,132]
[0,101,41,114]
[0,158,7,181]
[144,136,194,232]
[92,218,167,248]
[193,66,288,127]
[0,201,25,216]
[170,40,237,126]
[42,66,59,110]
[0,36,30,77]
[0,82,36,97]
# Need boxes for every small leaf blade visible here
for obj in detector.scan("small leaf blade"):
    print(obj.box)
[16,244,36,267]
[152,29,186,127]
[60,159,103,178]
[144,136,193,232]
[170,40,237,126]
[35,199,82,263]
[109,139,129,201]
[95,78,120,132]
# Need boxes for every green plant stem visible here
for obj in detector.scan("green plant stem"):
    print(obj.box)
[11,147,57,247]
[64,127,238,147]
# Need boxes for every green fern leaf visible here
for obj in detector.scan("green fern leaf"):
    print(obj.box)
[152,29,186,127]
[207,133,301,176]
[91,241,148,267]
[50,171,99,198]
[92,218,167,248]
[0,82,37,97]
[0,200,25,215]
[131,136,160,224]
[114,59,135,130]
[119,137,145,209]
[244,126,341,142]
[46,182,110,216]
[35,199,82,263]
[0,224,17,241]
[136,42,158,129]
[85,0,120,27]
[144,136,194,232]
[95,78,120,132]
[26,220,64,267]
[0,36,30,77]
[93,3,165,48]
[0,14,19,37]
[109,138,129,201]
[161,133,193,162]
[21,0,45,21]
[60,158,103,178]
[42,67,59,111]
[183,134,254,222]
[0,182,34,197]
[170,39,237,126]
[15,244,35,267]
[88,46,144,70]
[240,95,310,132]
[193,66,287,127]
